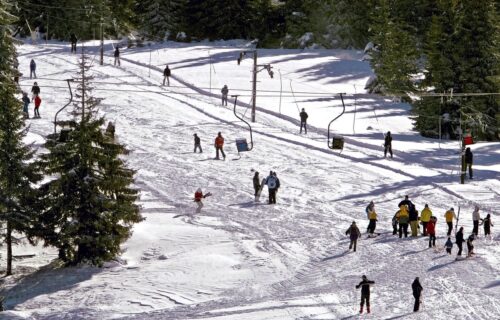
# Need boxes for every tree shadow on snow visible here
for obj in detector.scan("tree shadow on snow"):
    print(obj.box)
[0,262,103,310]
[321,251,350,261]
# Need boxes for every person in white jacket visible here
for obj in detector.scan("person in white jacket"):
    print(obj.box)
[472,206,481,237]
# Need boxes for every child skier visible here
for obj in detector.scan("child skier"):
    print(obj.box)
[22,92,30,118]
[356,275,375,314]
[482,213,493,238]
[194,188,211,213]
[466,234,475,257]
[346,221,361,252]
[445,237,453,255]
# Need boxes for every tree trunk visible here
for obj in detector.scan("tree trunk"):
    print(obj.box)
[6,221,12,275]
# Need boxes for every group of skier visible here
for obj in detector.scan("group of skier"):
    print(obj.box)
[350,195,493,260]
[252,171,281,204]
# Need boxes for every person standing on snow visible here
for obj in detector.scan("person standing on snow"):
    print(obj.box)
[427,216,436,248]
[444,207,456,236]
[445,237,453,255]
[346,221,361,252]
[265,171,278,204]
[466,234,475,257]
[29,59,37,79]
[70,33,78,53]
[22,92,30,118]
[33,95,41,118]
[193,133,202,153]
[482,214,493,238]
[465,147,473,179]
[398,205,410,238]
[114,47,121,66]
[412,277,423,312]
[420,204,432,236]
[299,108,308,134]
[214,132,225,160]
[367,203,377,235]
[253,171,261,201]
[163,65,171,86]
[392,210,400,235]
[356,275,374,314]
[472,206,480,237]
[409,203,419,237]
[398,195,413,208]
[455,227,465,257]
[365,201,374,233]
[194,188,211,213]
[221,85,229,106]
[31,82,40,100]
[384,131,393,158]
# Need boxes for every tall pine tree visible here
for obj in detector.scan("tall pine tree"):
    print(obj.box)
[136,0,186,40]
[0,0,41,275]
[38,54,143,265]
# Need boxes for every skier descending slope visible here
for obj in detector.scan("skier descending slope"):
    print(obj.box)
[194,188,211,213]
[356,275,374,314]
[345,221,361,252]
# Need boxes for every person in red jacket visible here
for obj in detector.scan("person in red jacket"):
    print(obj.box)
[194,188,211,213]
[214,132,225,160]
[427,216,436,248]
[34,95,41,118]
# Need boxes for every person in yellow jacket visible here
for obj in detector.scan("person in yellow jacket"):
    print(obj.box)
[398,205,410,238]
[367,204,378,236]
[420,204,432,236]
[444,207,457,236]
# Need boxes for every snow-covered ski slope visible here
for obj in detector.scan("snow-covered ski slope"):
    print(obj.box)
[2,40,499,319]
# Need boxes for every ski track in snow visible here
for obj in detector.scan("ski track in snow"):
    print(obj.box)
[2,42,498,320]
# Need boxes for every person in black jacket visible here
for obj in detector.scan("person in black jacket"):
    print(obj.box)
[412,277,423,312]
[483,213,493,237]
[384,131,393,158]
[193,133,202,153]
[163,65,171,86]
[398,195,413,208]
[299,108,308,134]
[356,275,374,314]
[70,33,78,53]
[31,82,40,100]
[253,171,261,201]
[455,227,465,257]
[346,221,361,252]
[465,147,473,179]
[30,59,37,79]
[114,47,121,66]
[221,85,229,106]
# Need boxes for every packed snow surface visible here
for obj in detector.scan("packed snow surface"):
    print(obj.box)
[1,40,498,319]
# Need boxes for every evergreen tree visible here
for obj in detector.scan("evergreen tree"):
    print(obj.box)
[0,0,41,275]
[369,0,419,96]
[136,0,186,40]
[38,55,143,265]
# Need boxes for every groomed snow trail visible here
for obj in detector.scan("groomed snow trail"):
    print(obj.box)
[2,42,498,320]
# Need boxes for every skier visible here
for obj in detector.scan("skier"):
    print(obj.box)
[106,121,115,138]
[409,203,419,237]
[367,203,377,236]
[221,85,229,106]
[398,195,413,208]
[194,188,211,213]
[412,277,423,312]
[420,204,432,236]
[444,207,456,236]
[356,275,374,314]
[193,133,202,153]
[482,213,493,238]
[114,47,121,66]
[22,92,30,118]
[299,108,308,134]
[455,227,465,257]
[392,210,399,235]
[365,201,374,232]
[265,171,278,204]
[472,206,480,237]
[445,237,453,255]
[272,171,281,194]
[70,33,78,53]
[346,221,361,252]
[398,205,410,238]
[253,171,261,202]
[163,65,171,86]
[33,95,41,118]
[466,234,475,257]
[427,216,436,248]
[465,147,473,179]
[29,59,36,79]
[31,82,40,100]
[384,131,393,158]
[214,132,225,160]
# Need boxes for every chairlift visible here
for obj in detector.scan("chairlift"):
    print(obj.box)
[232,95,253,156]
[327,93,346,151]
[51,79,74,142]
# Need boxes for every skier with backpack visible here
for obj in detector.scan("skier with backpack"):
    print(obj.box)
[265,171,278,204]
[412,277,423,312]
[356,275,374,314]
[194,188,211,213]
[345,221,361,252]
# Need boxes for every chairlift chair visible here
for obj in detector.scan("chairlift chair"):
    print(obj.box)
[328,93,346,151]
[232,95,253,156]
